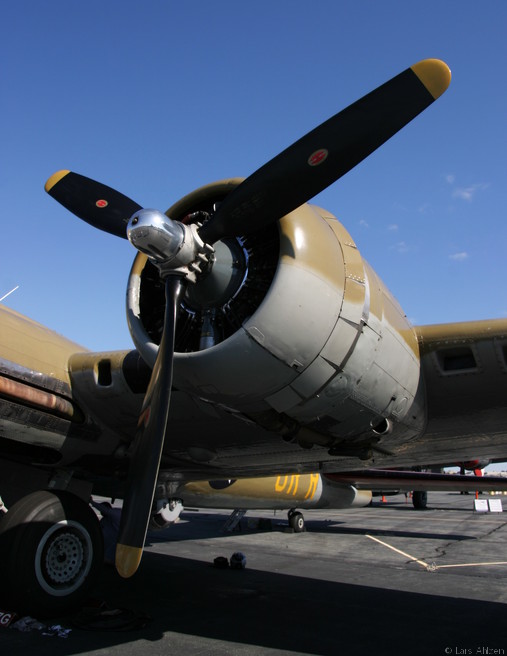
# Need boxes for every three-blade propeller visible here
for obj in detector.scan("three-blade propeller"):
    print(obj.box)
[45,59,450,577]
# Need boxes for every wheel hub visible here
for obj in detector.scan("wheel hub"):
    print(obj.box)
[35,520,93,595]
[45,530,85,584]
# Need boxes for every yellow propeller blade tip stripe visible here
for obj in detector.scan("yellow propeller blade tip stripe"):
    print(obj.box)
[44,169,70,193]
[411,59,451,100]
[115,543,143,578]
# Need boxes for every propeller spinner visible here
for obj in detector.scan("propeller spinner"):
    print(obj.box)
[45,58,451,578]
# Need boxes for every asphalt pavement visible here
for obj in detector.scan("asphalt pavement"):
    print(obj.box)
[2,491,507,655]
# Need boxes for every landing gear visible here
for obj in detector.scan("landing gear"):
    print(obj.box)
[0,490,103,617]
[288,509,305,532]
[149,499,183,530]
[412,490,428,510]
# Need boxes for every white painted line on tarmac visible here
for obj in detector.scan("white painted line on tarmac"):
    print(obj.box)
[365,534,507,571]
[434,561,507,569]
[365,534,430,569]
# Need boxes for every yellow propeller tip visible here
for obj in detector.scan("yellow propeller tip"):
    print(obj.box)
[45,169,70,193]
[115,543,143,578]
[411,59,451,100]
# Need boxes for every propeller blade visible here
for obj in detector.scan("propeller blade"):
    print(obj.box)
[115,275,183,578]
[199,59,451,244]
[45,170,142,238]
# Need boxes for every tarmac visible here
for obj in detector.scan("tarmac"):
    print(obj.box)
[2,491,507,655]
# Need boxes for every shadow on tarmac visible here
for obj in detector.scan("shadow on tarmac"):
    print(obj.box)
[146,511,475,544]
[2,549,506,656]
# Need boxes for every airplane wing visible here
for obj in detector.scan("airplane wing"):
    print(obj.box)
[401,319,507,465]
[328,469,507,493]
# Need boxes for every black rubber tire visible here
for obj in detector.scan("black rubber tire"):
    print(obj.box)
[412,490,428,510]
[288,511,305,532]
[0,490,103,617]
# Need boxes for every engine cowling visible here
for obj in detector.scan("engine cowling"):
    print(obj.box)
[127,180,426,454]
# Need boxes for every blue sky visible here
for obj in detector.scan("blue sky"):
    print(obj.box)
[1,1,506,355]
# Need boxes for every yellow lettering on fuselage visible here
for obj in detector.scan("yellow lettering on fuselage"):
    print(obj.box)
[287,475,299,495]
[304,473,319,499]
[275,475,299,495]
[275,473,319,500]
[275,475,289,492]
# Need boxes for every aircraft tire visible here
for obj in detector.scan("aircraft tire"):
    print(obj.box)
[288,510,305,532]
[0,490,103,617]
[412,490,428,510]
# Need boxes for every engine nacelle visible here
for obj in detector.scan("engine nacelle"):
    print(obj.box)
[127,180,426,454]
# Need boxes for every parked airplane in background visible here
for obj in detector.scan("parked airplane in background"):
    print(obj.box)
[167,467,507,531]
[2,58,507,616]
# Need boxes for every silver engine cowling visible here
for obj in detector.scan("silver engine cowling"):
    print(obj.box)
[126,180,426,454]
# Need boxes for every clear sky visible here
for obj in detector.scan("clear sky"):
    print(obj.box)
[1,1,506,355]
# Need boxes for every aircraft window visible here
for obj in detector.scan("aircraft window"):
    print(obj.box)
[436,347,477,373]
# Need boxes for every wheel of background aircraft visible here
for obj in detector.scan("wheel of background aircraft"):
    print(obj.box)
[0,490,103,616]
[288,510,305,532]
[148,499,184,530]
[412,490,428,510]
